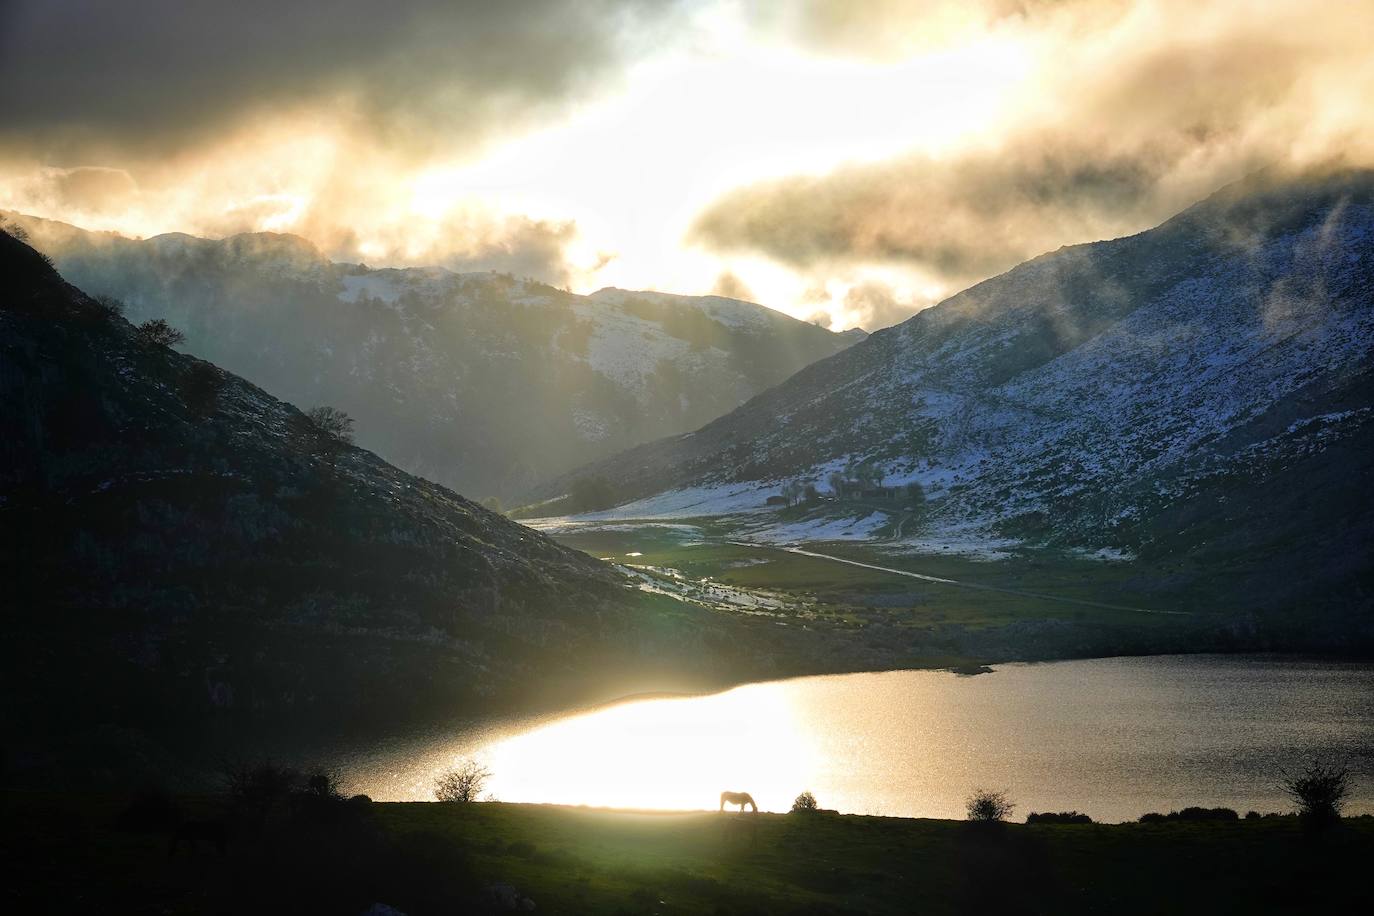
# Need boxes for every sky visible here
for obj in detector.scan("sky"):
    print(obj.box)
[2,0,1371,330]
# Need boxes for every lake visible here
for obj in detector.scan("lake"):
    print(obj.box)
[339,654,1374,823]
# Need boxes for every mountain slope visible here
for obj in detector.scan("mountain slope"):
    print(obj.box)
[535,170,1374,620]
[0,228,784,759]
[3,214,859,500]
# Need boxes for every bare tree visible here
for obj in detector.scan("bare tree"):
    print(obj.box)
[434,759,491,803]
[92,294,125,320]
[305,406,355,445]
[136,318,186,348]
[1283,761,1351,826]
[966,788,1015,823]
[827,470,846,498]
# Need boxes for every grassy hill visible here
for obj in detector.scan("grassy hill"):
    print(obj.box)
[7,792,1371,914]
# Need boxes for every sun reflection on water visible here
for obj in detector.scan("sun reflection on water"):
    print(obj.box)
[473,685,816,812]
[345,656,1374,822]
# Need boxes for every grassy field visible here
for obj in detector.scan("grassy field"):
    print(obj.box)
[7,792,1370,914]
[548,521,1200,632]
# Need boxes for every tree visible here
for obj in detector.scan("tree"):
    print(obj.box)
[1283,761,1351,826]
[434,759,491,803]
[135,318,186,348]
[781,480,803,506]
[850,461,882,490]
[966,788,1015,823]
[305,406,355,445]
[827,470,846,498]
[803,483,819,502]
[906,481,926,507]
[92,294,125,320]
[791,790,819,813]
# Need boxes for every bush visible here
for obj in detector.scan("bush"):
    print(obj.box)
[92,294,125,320]
[966,789,1015,823]
[305,405,355,444]
[791,791,819,813]
[224,760,301,822]
[135,318,186,348]
[1138,807,1238,823]
[301,768,345,802]
[1026,811,1093,824]
[434,759,491,803]
[1283,762,1350,826]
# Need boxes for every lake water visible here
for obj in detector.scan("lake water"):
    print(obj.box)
[340,654,1374,823]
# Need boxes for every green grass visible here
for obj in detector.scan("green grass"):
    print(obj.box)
[7,792,1371,914]
[551,523,1201,631]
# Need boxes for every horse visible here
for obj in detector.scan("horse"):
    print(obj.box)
[719,791,758,813]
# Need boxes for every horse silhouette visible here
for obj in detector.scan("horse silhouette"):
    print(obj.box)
[720,791,758,813]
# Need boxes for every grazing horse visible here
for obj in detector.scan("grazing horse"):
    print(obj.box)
[720,791,758,813]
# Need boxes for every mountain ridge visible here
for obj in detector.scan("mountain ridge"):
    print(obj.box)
[528,169,1374,623]
[2,213,861,501]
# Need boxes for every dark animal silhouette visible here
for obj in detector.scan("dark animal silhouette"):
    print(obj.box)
[720,791,758,813]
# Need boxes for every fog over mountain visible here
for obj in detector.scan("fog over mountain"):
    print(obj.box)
[536,170,1374,629]
[5,213,858,501]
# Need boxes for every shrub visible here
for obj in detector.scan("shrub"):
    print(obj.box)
[92,294,125,320]
[966,789,1015,823]
[224,760,301,821]
[1138,807,1238,823]
[791,791,819,813]
[1176,806,1239,821]
[135,318,186,347]
[1283,762,1351,826]
[302,768,345,802]
[434,759,491,803]
[1026,811,1093,824]
[305,405,355,444]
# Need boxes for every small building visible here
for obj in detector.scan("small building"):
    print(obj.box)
[765,494,788,506]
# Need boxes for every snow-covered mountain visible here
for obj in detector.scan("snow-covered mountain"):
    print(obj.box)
[535,170,1374,617]
[3,214,859,500]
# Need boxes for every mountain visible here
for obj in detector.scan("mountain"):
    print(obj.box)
[533,170,1374,622]
[0,227,795,768]
[2,213,859,501]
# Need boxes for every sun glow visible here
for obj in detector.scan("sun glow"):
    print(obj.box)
[445,685,819,812]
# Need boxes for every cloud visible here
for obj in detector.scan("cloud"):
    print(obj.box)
[0,1,676,163]
[841,281,918,332]
[709,271,756,302]
[692,0,1374,315]
[748,0,1095,59]
[343,212,582,287]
